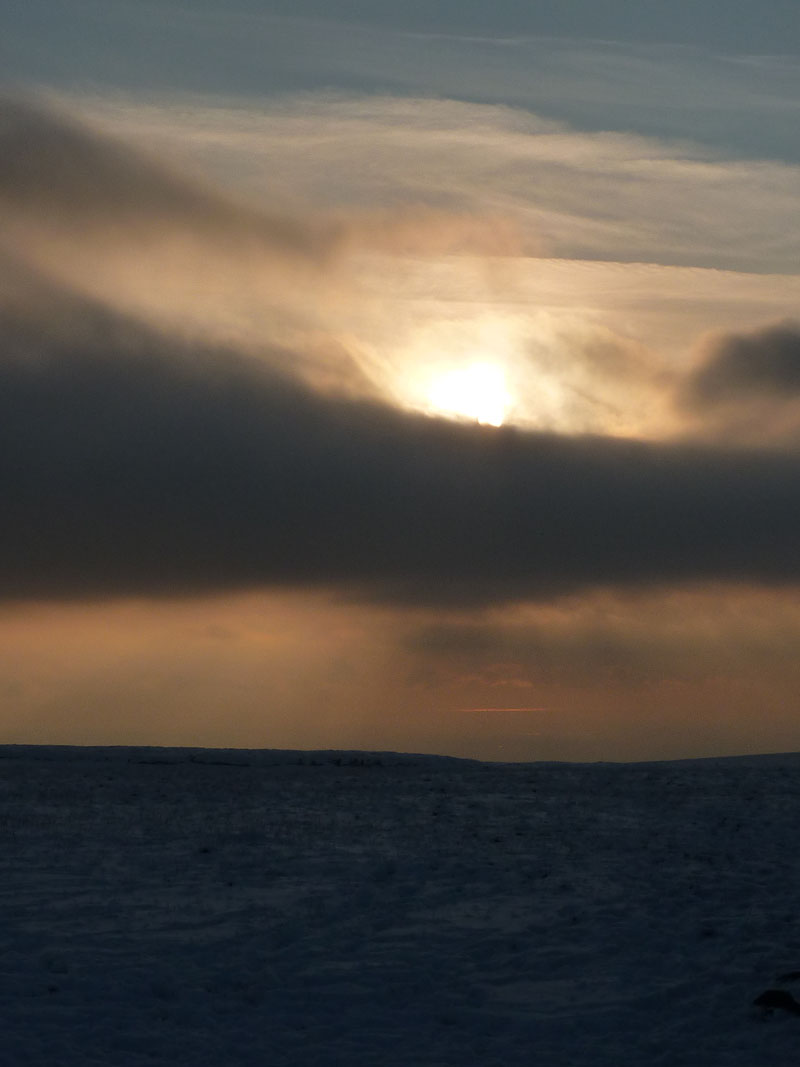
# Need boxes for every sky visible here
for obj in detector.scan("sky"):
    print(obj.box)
[1,1,800,761]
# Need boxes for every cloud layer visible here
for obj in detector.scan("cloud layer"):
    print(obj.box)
[78,93,800,275]
[3,97,800,608]
[4,261,800,606]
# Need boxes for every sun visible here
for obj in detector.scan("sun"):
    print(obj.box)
[426,362,509,427]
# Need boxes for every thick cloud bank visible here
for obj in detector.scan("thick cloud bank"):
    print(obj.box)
[2,271,800,605]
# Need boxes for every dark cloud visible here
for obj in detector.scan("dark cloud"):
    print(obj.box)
[681,322,800,408]
[676,322,800,446]
[0,96,330,260]
[3,262,800,607]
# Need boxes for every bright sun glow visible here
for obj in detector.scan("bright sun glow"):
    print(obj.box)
[427,362,509,427]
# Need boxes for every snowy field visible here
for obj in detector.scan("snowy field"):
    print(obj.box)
[3,746,800,1066]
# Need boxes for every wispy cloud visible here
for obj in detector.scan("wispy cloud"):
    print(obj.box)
[77,92,800,274]
[6,2,799,161]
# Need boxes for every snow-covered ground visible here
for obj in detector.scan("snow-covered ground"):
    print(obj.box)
[2,745,800,1066]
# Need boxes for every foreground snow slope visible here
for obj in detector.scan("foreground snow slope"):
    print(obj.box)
[2,745,800,1066]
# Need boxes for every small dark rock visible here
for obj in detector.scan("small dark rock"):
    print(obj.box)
[753,989,800,1015]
